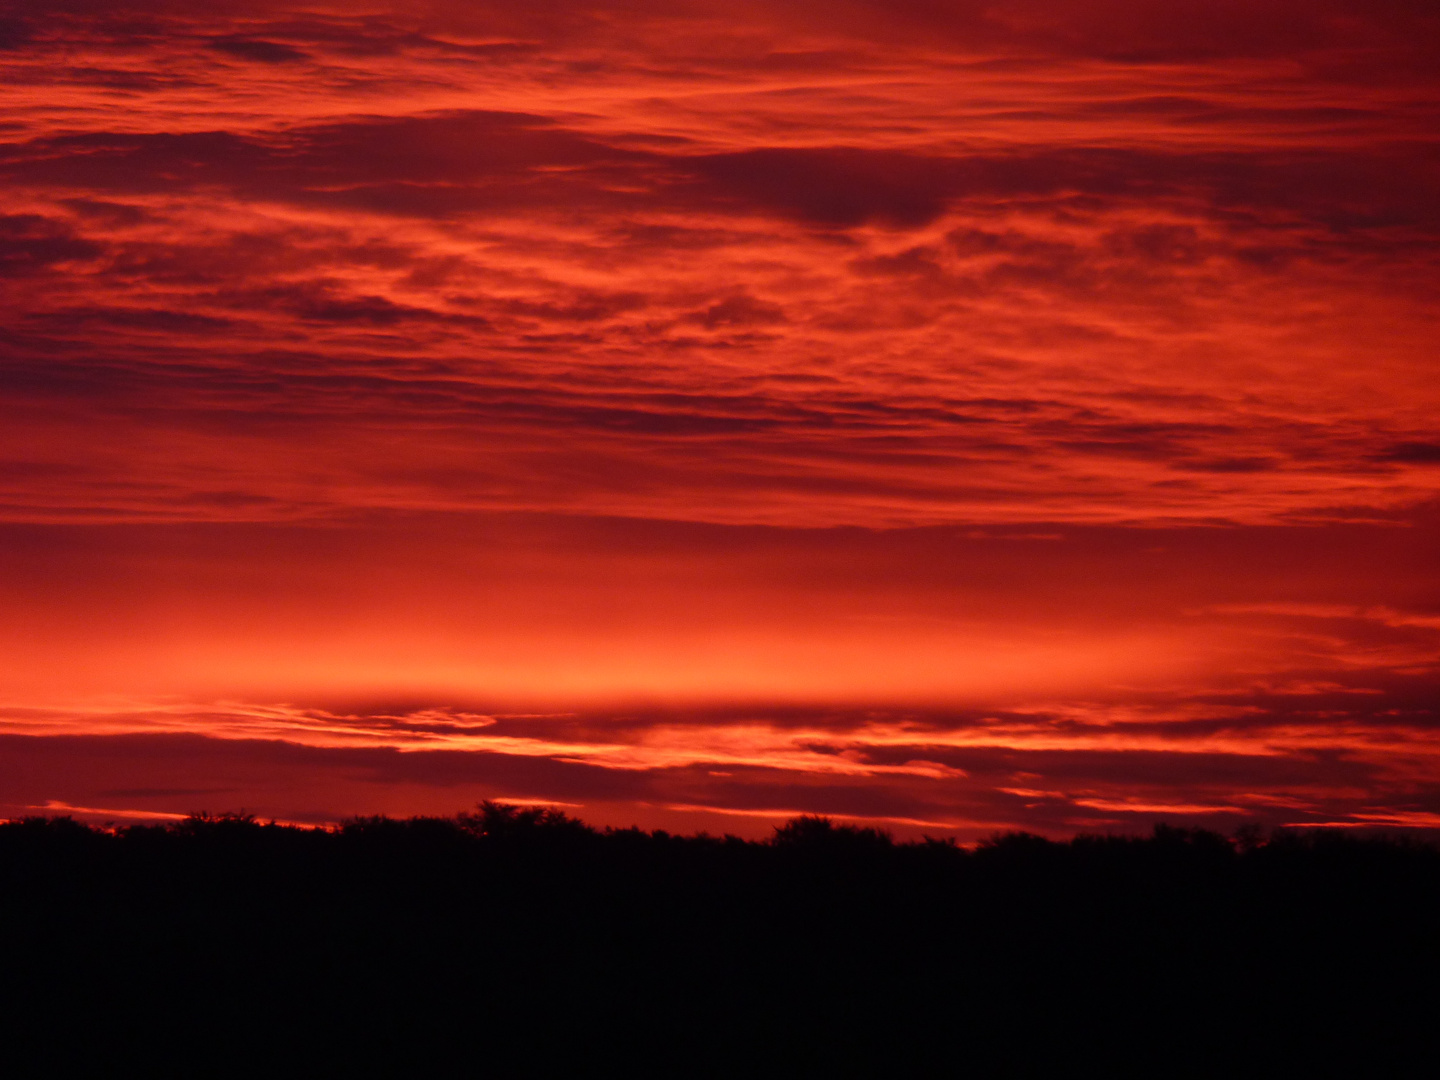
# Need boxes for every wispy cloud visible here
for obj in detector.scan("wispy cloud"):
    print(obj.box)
[1,3,1436,528]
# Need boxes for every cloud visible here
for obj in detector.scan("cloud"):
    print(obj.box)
[0,0,1438,835]
[209,36,309,64]
[0,214,101,276]
[0,14,33,51]
[3,678,1436,835]
[1378,443,1440,465]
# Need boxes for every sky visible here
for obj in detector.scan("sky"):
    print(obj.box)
[2,0,1438,838]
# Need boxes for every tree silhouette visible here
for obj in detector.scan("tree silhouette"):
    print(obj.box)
[0,812,1437,1073]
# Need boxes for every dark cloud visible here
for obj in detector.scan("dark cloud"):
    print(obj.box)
[0,130,265,196]
[209,35,308,63]
[291,112,639,186]
[1378,442,1440,465]
[5,111,1436,243]
[0,214,101,276]
[687,294,787,329]
[34,306,237,332]
[5,0,1439,75]
[0,14,32,49]
[689,149,960,227]
[60,198,151,226]
[1180,457,1279,474]
[0,113,654,220]
[237,280,485,328]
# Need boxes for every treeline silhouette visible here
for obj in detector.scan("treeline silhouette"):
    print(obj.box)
[3,807,1438,1074]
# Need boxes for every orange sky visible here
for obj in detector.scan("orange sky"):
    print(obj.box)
[2,0,1438,837]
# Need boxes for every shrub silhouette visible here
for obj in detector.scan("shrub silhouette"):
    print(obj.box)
[771,813,893,852]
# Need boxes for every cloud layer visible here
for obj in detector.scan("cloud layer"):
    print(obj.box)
[4,0,1438,528]
[1,0,1437,833]
[1,512,1436,835]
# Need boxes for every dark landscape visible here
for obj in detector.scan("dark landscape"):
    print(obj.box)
[4,806,1438,1073]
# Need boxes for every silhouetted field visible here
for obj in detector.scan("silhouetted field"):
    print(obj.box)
[3,807,1438,1074]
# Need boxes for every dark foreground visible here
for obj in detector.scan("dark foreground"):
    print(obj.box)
[3,808,1438,1075]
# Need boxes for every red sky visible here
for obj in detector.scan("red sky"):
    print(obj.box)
[2,0,1438,837]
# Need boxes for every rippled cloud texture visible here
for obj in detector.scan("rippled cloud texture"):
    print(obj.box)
[3,0,1438,836]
